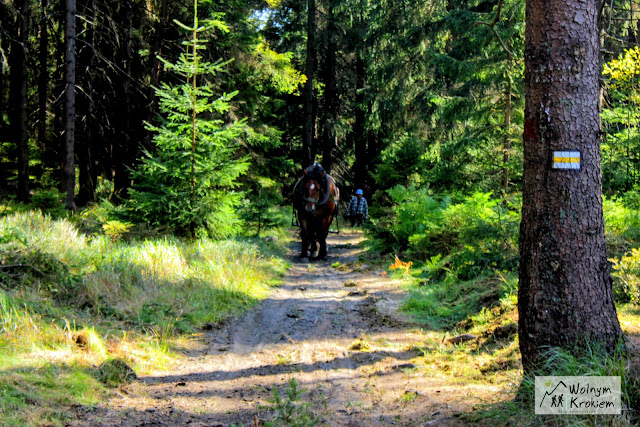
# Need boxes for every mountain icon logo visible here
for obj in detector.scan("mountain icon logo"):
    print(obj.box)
[540,380,567,407]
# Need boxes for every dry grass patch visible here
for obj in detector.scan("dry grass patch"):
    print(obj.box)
[0,210,288,426]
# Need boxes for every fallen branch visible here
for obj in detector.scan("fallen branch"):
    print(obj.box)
[0,263,47,276]
[444,334,477,345]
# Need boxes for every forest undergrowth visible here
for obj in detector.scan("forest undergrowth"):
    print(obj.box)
[2,190,640,425]
[0,201,289,426]
[369,187,640,425]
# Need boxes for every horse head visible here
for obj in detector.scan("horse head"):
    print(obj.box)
[303,179,322,214]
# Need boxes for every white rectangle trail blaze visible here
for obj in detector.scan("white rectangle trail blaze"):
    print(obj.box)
[552,151,580,170]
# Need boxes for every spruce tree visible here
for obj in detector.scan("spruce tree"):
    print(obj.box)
[129,2,248,237]
[518,0,623,371]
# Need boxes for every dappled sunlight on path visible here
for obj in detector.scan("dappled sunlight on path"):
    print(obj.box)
[70,231,486,426]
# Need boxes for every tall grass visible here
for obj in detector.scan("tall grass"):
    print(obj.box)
[1,210,285,327]
[0,209,287,426]
[401,273,517,330]
[467,341,640,426]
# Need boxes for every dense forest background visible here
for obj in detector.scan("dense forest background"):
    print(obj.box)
[4,1,640,424]
[2,0,640,221]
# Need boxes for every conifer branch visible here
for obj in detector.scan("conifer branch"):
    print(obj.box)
[473,0,514,58]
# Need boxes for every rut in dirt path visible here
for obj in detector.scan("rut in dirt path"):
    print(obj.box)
[73,231,473,427]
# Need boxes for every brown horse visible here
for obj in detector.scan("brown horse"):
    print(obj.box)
[294,169,339,259]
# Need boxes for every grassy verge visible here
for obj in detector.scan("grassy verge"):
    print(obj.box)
[0,209,288,426]
[368,192,640,426]
[398,267,521,396]
[386,261,640,425]
[333,242,639,426]
[463,329,640,426]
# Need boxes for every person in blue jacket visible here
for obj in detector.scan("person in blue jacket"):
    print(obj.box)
[347,189,368,226]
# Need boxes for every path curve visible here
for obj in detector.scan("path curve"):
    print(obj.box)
[73,231,471,426]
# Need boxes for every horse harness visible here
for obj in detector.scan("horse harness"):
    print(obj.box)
[294,175,336,207]
[291,175,340,233]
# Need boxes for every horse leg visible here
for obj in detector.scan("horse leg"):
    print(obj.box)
[316,236,327,259]
[317,222,329,260]
[318,211,335,260]
[306,222,318,258]
[300,229,310,258]
[297,215,310,258]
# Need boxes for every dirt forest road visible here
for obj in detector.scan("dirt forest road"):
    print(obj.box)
[74,231,483,426]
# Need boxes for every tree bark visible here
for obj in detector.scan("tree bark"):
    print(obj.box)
[0,4,8,190]
[111,2,133,202]
[519,0,623,372]
[366,131,380,191]
[502,62,511,195]
[53,0,66,188]
[76,0,96,206]
[321,1,337,174]
[38,0,49,145]
[302,0,316,168]
[145,0,167,150]
[10,0,30,202]
[353,52,367,190]
[63,0,77,209]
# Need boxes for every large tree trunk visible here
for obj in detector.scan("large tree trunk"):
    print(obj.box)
[502,64,511,195]
[302,0,316,167]
[10,0,30,202]
[76,0,95,206]
[353,52,367,190]
[63,0,77,209]
[518,0,623,372]
[111,2,133,202]
[38,0,49,145]
[321,2,337,174]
